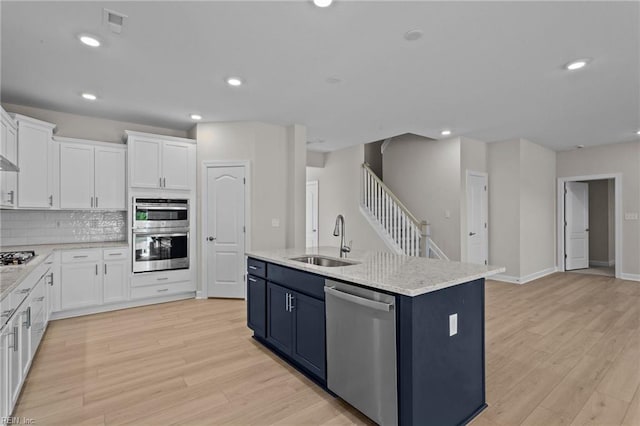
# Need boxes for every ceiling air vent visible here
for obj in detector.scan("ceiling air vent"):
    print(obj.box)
[103,8,128,34]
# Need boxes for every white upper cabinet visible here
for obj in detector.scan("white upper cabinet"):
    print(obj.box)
[130,138,162,188]
[94,146,126,209]
[57,137,126,210]
[126,131,195,192]
[12,114,56,209]
[0,108,18,208]
[162,142,190,190]
[59,143,94,209]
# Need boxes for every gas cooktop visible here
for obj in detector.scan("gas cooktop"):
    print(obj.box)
[0,251,36,266]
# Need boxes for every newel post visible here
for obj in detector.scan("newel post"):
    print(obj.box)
[420,221,430,257]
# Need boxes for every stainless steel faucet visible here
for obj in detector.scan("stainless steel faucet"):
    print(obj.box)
[333,214,351,258]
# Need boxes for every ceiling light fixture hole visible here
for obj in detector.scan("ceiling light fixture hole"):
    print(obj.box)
[404,29,423,41]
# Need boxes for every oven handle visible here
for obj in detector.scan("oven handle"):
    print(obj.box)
[135,206,188,210]
[133,231,189,237]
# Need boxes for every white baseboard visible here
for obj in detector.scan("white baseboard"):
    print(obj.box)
[620,273,640,282]
[491,267,558,285]
[589,260,611,267]
[50,292,196,320]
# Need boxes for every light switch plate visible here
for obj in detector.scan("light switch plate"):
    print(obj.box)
[449,313,458,336]
[445,209,451,219]
[271,218,280,227]
[624,212,639,220]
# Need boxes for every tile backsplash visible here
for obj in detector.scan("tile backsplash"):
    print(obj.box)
[0,210,127,247]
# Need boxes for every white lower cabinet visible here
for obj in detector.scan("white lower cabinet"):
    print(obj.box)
[60,262,102,311]
[103,249,129,304]
[0,260,50,422]
[60,248,129,312]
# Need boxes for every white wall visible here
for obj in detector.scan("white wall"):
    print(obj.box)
[488,140,522,277]
[383,134,462,260]
[487,139,556,281]
[519,139,557,278]
[557,141,640,277]
[2,103,187,143]
[307,144,388,253]
[195,121,305,251]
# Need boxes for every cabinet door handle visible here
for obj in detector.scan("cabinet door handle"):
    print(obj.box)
[48,272,54,286]
[289,294,295,311]
[159,177,163,188]
[19,288,31,294]
[9,326,18,351]
[8,190,14,205]
[157,277,169,281]
[248,266,257,270]
[25,306,31,328]
[157,288,169,293]
[95,264,98,275]
[248,277,257,283]
[49,195,53,206]
[91,196,94,208]
[285,293,289,312]
[163,177,166,187]
[104,264,107,275]
[35,296,44,302]
[1,309,14,318]
[73,255,88,259]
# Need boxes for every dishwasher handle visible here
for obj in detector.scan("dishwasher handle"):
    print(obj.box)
[324,286,393,312]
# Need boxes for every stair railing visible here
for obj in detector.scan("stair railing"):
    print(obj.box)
[361,163,429,257]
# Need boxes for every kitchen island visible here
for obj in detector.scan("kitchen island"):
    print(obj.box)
[246,247,504,426]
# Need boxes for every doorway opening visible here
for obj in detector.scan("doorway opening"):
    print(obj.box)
[466,171,488,265]
[558,174,621,278]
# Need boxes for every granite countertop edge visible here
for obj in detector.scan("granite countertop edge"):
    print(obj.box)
[246,247,506,297]
[0,241,128,301]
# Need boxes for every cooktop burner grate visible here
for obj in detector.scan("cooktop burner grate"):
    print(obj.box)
[0,251,36,266]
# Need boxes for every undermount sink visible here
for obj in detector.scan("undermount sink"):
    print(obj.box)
[289,255,359,267]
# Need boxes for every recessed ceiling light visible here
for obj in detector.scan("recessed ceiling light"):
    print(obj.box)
[577,144,585,149]
[190,114,202,121]
[81,93,97,101]
[313,0,333,7]
[79,34,101,48]
[565,58,591,71]
[404,29,423,41]
[440,129,452,136]
[636,130,640,135]
[226,77,243,87]
[325,76,342,84]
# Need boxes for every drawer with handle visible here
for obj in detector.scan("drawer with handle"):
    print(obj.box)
[130,281,196,299]
[247,258,267,278]
[29,279,46,317]
[131,269,191,288]
[103,247,128,260]
[61,249,101,264]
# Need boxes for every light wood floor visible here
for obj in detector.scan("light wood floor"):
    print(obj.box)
[13,273,639,425]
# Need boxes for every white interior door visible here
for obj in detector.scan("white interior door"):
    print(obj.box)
[565,181,589,270]
[306,181,319,248]
[466,172,488,265]
[206,166,246,298]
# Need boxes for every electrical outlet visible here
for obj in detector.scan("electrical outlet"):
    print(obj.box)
[271,218,280,228]
[624,212,639,220]
[445,209,451,219]
[449,313,458,336]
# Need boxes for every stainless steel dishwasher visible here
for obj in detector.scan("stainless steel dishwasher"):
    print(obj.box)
[324,280,398,426]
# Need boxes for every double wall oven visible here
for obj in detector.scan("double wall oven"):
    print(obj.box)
[132,198,189,273]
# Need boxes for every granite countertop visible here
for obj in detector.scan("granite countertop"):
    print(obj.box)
[0,241,128,301]
[246,246,505,297]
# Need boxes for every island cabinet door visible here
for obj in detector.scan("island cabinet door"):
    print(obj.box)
[291,291,326,380]
[247,275,266,338]
[266,282,293,355]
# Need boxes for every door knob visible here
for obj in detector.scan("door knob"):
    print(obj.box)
[207,236,216,241]
[469,232,476,236]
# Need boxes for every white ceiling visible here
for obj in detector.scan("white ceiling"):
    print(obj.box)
[1,1,638,152]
